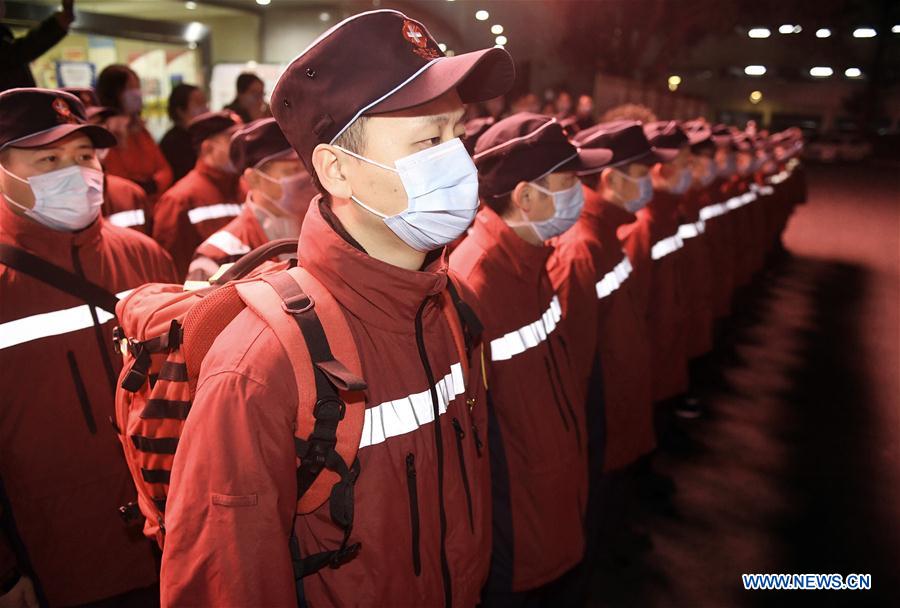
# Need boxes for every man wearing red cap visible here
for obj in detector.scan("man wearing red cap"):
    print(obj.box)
[160,10,514,607]
[152,110,245,278]
[450,113,610,602]
[187,117,316,280]
[0,88,177,607]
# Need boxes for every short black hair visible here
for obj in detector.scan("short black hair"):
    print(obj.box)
[96,64,138,111]
[168,83,199,122]
[236,72,263,95]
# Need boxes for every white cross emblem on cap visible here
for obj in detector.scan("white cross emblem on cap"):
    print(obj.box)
[403,20,427,48]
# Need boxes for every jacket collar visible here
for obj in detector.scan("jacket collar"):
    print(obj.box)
[0,198,102,267]
[467,206,554,279]
[298,196,449,333]
[194,159,242,196]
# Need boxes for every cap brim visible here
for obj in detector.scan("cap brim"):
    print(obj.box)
[6,124,117,150]
[561,147,614,175]
[367,47,515,115]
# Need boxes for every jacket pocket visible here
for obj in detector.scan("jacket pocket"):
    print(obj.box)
[451,418,475,533]
[406,452,421,576]
[66,351,97,434]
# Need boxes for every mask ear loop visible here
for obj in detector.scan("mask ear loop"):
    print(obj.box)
[332,146,400,220]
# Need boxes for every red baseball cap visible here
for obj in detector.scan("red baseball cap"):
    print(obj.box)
[0,88,116,151]
[271,9,516,171]
[187,110,242,150]
[473,113,613,199]
[229,117,297,172]
[572,120,677,175]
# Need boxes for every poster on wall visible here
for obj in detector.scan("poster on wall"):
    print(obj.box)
[55,61,96,88]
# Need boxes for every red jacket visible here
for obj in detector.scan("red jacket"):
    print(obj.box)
[639,190,690,402]
[678,185,715,358]
[188,201,270,280]
[152,160,246,279]
[450,208,587,592]
[0,204,178,606]
[702,177,740,319]
[160,198,490,608]
[102,174,152,235]
[101,126,173,199]
[580,188,656,470]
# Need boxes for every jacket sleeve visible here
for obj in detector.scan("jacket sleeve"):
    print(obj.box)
[146,133,174,195]
[0,16,67,67]
[160,369,298,608]
[0,505,18,585]
[151,193,193,280]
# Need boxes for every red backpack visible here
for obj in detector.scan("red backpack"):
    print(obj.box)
[111,239,479,577]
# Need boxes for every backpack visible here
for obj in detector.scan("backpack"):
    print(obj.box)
[111,239,481,577]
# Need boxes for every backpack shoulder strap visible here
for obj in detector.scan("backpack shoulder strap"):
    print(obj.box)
[0,243,119,313]
[235,266,367,576]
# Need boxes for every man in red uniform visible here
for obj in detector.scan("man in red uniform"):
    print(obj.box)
[188,117,316,280]
[451,113,608,603]
[102,173,153,234]
[152,110,245,278]
[160,10,514,607]
[0,88,177,607]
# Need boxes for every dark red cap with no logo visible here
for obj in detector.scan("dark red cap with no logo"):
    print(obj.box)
[229,117,297,172]
[473,113,613,199]
[271,9,516,172]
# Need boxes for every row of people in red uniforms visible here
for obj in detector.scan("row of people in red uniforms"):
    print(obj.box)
[0,8,807,608]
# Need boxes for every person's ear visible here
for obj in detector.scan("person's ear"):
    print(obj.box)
[199,139,212,159]
[510,181,532,214]
[243,167,259,190]
[600,167,615,192]
[311,143,353,199]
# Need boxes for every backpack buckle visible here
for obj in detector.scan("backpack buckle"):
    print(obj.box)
[282,293,314,314]
[313,397,346,422]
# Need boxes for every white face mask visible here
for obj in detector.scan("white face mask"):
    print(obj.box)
[335,137,480,252]
[510,181,584,241]
[615,169,654,213]
[2,164,104,232]
[254,169,311,217]
[696,157,717,187]
[122,88,143,115]
[250,201,301,241]
[667,166,693,195]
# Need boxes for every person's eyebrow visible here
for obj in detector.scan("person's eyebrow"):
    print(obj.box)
[417,108,466,126]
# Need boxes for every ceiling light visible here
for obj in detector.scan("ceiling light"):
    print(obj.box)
[438,43,447,52]
[853,27,876,38]
[256,0,270,5]
[495,35,507,45]
[892,25,900,34]
[816,28,831,38]
[184,21,205,42]
[749,90,763,104]
[778,24,795,34]
[491,24,504,35]
[793,25,802,33]
[475,10,489,21]
[185,1,197,9]
[748,28,770,38]
[809,66,833,77]
[844,67,862,78]
[494,44,504,49]
[668,75,682,86]
[319,12,331,22]
[744,65,766,76]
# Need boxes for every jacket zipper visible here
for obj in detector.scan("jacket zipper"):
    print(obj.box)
[70,244,117,394]
[541,296,583,450]
[66,351,98,434]
[451,418,475,533]
[405,453,421,576]
[544,356,571,431]
[472,423,484,458]
[414,298,452,608]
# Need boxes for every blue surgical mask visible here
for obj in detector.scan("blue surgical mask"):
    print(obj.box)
[511,181,584,241]
[668,167,693,195]
[615,169,653,213]
[335,137,479,252]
